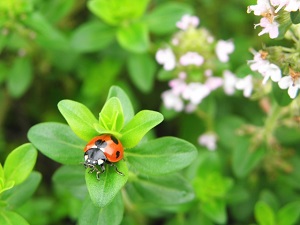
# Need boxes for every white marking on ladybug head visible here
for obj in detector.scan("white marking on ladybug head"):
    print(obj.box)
[84,155,88,161]
[97,159,104,165]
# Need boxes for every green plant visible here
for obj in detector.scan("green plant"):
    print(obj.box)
[27,86,197,224]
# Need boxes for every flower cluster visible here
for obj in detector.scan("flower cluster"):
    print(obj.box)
[156,15,237,113]
[247,0,300,39]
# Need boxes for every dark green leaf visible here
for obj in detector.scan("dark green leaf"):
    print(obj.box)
[272,82,293,106]
[232,137,266,178]
[7,57,32,98]
[132,173,194,205]
[116,22,149,53]
[0,211,29,225]
[120,110,163,148]
[85,160,128,207]
[144,2,194,35]
[71,21,115,53]
[99,97,124,133]
[127,53,156,93]
[255,201,275,225]
[278,201,300,225]
[107,86,134,124]
[3,171,42,209]
[78,192,124,225]
[4,143,37,185]
[28,122,85,165]
[58,99,99,141]
[126,137,197,175]
[290,11,300,24]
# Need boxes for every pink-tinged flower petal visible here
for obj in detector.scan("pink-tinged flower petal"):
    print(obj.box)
[179,52,204,66]
[155,48,176,71]
[198,133,217,151]
[247,0,273,15]
[161,90,184,112]
[169,78,187,95]
[223,70,238,95]
[268,64,282,82]
[235,75,253,98]
[288,85,299,99]
[182,82,210,104]
[176,15,200,30]
[278,76,293,89]
[285,0,300,12]
[216,40,235,63]
[258,17,279,39]
[205,77,223,91]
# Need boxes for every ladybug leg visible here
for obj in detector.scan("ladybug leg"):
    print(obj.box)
[111,163,124,176]
[96,165,106,180]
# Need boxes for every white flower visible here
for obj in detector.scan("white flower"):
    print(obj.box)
[257,17,279,39]
[205,77,223,91]
[176,15,200,30]
[271,0,300,12]
[155,48,176,71]
[262,63,282,84]
[248,51,270,73]
[182,82,210,104]
[235,75,253,98]
[215,40,235,63]
[161,90,184,112]
[247,0,274,15]
[223,70,238,95]
[179,52,204,66]
[169,78,187,95]
[198,133,217,151]
[278,76,300,99]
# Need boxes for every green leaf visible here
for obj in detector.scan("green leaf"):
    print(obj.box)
[127,53,156,93]
[272,82,293,106]
[278,201,300,225]
[132,173,194,205]
[107,86,134,124]
[120,110,163,148]
[0,210,29,225]
[4,143,37,185]
[126,137,197,175]
[7,57,32,98]
[52,165,87,200]
[88,0,149,25]
[78,192,124,225]
[58,99,99,141]
[232,137,266,178]
[28,122,85,165]
[71,21,115,53]
[3,171,42,209]
[255,201,275,225]
[98,97,124,134]
[290,11,300,24]
[85,160,128,207]
[201,199,227,224]
[144,2,194,35]
[116,22,149,53]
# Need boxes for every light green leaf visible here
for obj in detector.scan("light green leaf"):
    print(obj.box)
[116,22,149,53]
[201,199,227,224]
[126,137,197,175]
[99,97,124,133]
[78,192,124,225]
[71,21,115,53]
[58,99,99,141]
[278,201,300,225]
[120,110,163,148]
[85,160,128,207]
[132,173,194,205]
[7,57,33,98]
[255,201,275,225]
[144,2,194,35]
[3,171,42,209]
[0,210,29,225]
[107,86,134,124]
[127,53,156,93]
[28,122,85,165]
[4,143,37,185]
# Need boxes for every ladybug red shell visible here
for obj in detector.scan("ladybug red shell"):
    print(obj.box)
[83,134,124,179]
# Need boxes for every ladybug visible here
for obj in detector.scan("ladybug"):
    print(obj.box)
[83,134,124,180]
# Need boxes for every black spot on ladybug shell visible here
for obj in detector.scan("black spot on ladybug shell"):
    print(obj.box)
[95,139,107,148]
[110,135,119,145]
[116,151,120,158]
